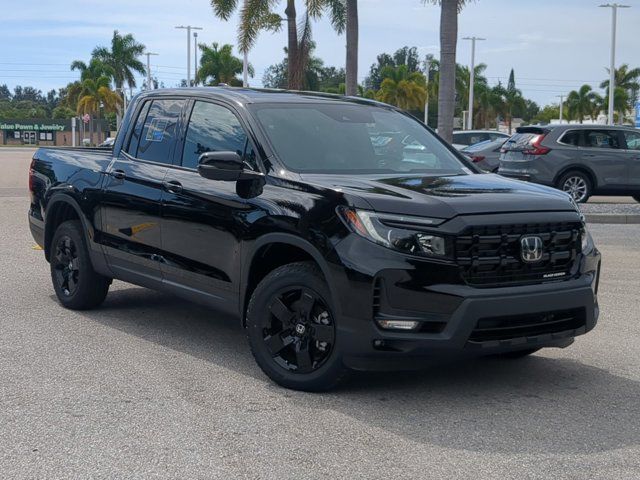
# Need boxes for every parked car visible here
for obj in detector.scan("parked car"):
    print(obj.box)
[499,124,640,203]
[28,88,601,391]
[461,138,508,172]
[452,130,510,150]
[98,137,115,148]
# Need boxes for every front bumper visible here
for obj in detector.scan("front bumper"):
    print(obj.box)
[331,234,601,371]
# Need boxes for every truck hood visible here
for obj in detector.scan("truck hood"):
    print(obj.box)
[300,173,576,219]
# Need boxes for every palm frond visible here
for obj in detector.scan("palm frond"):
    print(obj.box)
[238,0,278,53]
[211,0,239,20]
[324,0,346,34]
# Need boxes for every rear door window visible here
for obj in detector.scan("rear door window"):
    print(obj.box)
[583,129,621,149]
[136,98,187,164]
[623,130,640,151]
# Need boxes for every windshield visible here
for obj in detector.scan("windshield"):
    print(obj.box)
[250,103,469,175]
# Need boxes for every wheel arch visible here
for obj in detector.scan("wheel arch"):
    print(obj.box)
[43,194,98,262]
[554,165,598,190]
[240,234,338,327]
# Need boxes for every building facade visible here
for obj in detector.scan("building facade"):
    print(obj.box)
[0,119,108,146]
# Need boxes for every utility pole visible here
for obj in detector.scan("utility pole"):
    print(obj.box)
[600,3,630,125]
[193,32,199,86]
[145,52,158,90]
[243,51,249,87]
[175,25,202,87]
[557,95,565,124]
[462,36,485,130]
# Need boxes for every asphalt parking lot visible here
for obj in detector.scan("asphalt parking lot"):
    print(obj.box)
[1,148,640,479]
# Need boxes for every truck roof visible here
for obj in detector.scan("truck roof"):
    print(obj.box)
[134,86,388,108]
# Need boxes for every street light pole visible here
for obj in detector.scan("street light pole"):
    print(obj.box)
[600,3,630,125]
[145,52,158,90]
[462,36,485,130]
[243,51,249,87]
[193,32,199,86]
[557,95,565,124]
[175,25,202,86]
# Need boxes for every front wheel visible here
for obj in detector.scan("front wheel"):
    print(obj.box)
[246,262,349,392]
[557,171,592,203]
[50,220,111,310]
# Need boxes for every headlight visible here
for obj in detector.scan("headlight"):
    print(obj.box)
[581,227,594,254]
[337,207,448,257]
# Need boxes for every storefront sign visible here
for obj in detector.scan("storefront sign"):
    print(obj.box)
[0,121,67,132]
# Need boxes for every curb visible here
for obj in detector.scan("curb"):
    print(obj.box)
[584,214,640,224]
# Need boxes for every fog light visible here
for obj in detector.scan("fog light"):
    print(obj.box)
[377,319,420,330]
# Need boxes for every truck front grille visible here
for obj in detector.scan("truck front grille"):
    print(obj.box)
[455,222,582,287]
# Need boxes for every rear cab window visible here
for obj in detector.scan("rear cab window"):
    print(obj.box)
[126,98,187,164]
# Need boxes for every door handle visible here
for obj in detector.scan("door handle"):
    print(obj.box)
[163,180,183,194]
[110,169,126,180]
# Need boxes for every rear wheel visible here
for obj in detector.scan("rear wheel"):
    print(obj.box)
[50,220,110,310]
[557,171,591,203]
[633,195,640,203]
[246,262,349,391]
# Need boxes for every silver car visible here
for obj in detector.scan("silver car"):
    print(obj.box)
[452,130,510,150]
[498,124,640,203]
[461,138,507,172]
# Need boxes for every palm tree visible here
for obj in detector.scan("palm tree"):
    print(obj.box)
[76,75,121,144]
[602,86,630,124]
[92,31,146,128]
[600,64,640,116]
[590,93,604,123]
[456,63,488,114]
[345,0,358,96]
[423,0,469,143]
[92,31,146,90]
[566,85,598,123]
[492,82,525,134]
[210,0,345,90]
[70,58,115,82]
[197,43,254,85]
[375,65,427,111]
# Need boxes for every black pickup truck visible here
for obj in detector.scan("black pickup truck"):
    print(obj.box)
[29,88,601,391]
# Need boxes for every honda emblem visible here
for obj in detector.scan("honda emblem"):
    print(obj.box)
[520,236,544,263]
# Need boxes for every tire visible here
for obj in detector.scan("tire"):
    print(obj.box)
[50,220,110,310]
[246,262,349,392]
[633,195,640,203]
[557,171,592,203]
[497,348,541,359]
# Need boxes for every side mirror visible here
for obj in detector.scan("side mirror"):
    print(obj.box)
[198,151,244,181]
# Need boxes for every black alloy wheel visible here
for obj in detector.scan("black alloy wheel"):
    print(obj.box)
[263,287,335,374]
[52,235,80,297]
[246,262,348,391]
[49,220,111,310]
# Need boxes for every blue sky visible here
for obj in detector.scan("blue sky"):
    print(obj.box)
[1,0,638,106]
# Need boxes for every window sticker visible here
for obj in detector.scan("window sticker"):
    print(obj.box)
[145,118,170,142]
